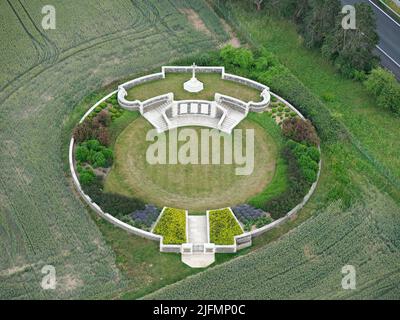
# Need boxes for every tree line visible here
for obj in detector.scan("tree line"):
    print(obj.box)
[246,0,399,114]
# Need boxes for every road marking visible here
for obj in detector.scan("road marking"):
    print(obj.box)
[376,45,400,68]
[378,0,400,19]
[368,0,400,28]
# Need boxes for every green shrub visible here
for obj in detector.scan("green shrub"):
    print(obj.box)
[77,139,113,168]
[78,167,96,185]
[307,146,321,162]
[82,177,144,217]
[75,145,89,163]
[209,208,243,245]
[220,45,254,69]
[288,140,320,184]
[153,207,186,244]
[282,117,320,146]
[101,148,114,167]
[255,216,273,228]
[263,147,310,219]
[92,152,106,168]
[365,67,400,114]
[86,139,101,151]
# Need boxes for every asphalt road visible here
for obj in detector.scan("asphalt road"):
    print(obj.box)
[341,0,400,79]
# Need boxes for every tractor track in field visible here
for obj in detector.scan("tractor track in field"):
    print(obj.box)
[6,0,59,65]
[0,26,152,103]
[130,1,180,53]
[17,0,60,64]
[0,0,219,103]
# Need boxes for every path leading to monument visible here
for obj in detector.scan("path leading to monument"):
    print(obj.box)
[182,215,215,268]
[188,216,208,244]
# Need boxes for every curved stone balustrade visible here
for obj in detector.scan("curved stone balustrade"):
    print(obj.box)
[117,66,271,116]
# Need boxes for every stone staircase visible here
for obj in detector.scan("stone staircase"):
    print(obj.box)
[142,102,171,132]
[220,108,246,133]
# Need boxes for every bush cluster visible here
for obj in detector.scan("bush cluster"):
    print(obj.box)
[130,204,160,231]
[262,146,310,219]
[208,208,243,245]
[232,204,272,231]
[73,109,111,145]
[75,139,113,169]
[364,67,400,115]
[287,140,320,184]
[153,208,187,245]
[282,117,320,146]
[76,166,96,186]
[261,139,319,219]
[82,177,145,217]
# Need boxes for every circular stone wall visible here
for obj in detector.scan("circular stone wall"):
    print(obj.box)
[104,117,278,211]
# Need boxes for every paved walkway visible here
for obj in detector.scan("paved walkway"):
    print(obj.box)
[182,253,215,268]
[187,216,207,243]
[182,215,215,268]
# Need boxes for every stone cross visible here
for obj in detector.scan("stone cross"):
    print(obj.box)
[192,62,196,79]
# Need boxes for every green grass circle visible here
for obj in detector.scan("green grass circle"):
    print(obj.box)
[104,117,278,211]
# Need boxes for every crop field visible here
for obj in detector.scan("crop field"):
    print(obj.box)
[0,0,228,299]
[1,0,399,301]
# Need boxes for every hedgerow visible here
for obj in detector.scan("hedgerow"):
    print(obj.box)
[153,208,187,245]
[208,208,243,245]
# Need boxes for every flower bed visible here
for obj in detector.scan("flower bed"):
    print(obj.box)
[130,204,160,231]
[153,207,187,245]
[208,208,243,245]
[232,204,273,231]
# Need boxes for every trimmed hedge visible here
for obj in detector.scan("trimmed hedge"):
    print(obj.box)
[209,208,243,245]
[153,207,187,245]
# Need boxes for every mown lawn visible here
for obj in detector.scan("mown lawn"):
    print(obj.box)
[126,72,262,102]
[104,116,278,211]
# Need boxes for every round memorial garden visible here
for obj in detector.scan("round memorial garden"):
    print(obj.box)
[69,66,321,256]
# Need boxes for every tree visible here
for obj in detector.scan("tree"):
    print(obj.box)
[96,127,110,146]
[253,0,263,11]
[364,67,400,114]
[93,109,111,127]
[73,120,94,143]
[303,0,342,48]
[220,45,254,69]
[282,117,320,146]
[322,3,378,76]
[277,0,310,24]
